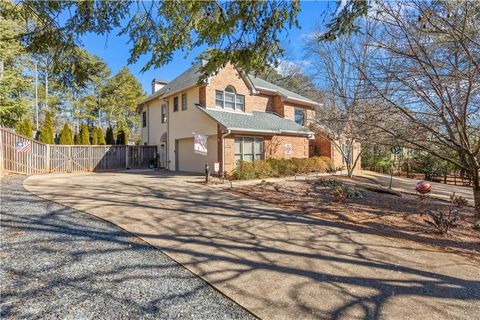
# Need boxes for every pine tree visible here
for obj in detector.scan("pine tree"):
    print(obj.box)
[15,118,34,138]
[97,127,106,145]
[78,123,90,145]
[59,123,74,145]
[116,129,127,145]
[39,112,55,144]
[92,126,99,145]
[105,126,114,145]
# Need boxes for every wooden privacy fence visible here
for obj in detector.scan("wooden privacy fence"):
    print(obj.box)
[1,127,157,175]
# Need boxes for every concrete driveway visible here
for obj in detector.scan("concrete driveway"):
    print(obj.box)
[24,171,480,320]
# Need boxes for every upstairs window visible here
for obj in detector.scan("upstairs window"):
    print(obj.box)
[173,96,179,112]
[181,93,187,111]
[142,111,147,127]
[215,86,245,112]
[161,105,167,123]
[294,108,305,126]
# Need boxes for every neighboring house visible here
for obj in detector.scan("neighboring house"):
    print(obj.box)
[138,60,355,174]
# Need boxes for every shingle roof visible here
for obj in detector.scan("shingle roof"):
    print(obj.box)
[140,61,206,104]
[197,107,313,136]
[140,61,318,106]
[247,74,318,105]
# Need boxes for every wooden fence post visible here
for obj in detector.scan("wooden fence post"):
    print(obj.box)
[0,128,4,178]
[125,146,129,169]
[46,144,51,173]
[89,146,92,171]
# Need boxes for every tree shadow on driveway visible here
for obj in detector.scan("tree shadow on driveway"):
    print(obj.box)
[1,176,254,320]
[23,172,480,320]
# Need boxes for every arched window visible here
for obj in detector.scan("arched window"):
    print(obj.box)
[225,85,236,93]
[215,85,245,111]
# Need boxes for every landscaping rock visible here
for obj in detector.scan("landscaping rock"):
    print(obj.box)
[0,176,254,320]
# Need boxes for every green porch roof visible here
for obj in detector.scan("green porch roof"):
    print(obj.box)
[197,107,314,136]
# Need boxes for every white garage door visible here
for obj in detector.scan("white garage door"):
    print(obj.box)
[176,137,218,173]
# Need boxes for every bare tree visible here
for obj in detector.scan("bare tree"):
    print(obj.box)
[306,22,380,177]
[361,0,480,224]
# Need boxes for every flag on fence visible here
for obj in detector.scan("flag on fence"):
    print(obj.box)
[15,141,31,153]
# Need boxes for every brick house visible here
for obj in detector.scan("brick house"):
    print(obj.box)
[138,60,356,174]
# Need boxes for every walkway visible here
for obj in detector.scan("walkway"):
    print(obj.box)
[358,170,474,204]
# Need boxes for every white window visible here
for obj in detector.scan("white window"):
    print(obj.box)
[173,96,179,112]
[161,105,167,123]
[234,137,263,162]
[181,93,187,111]
[215,85,245,112]
[224,89,235,110]
[235,95,244,112]
[294,108,305,126]
[215,90,224,108]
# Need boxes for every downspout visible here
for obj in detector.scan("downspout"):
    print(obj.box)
[166,99,170,170]
[147,106,150,144]
[221,129,230,178]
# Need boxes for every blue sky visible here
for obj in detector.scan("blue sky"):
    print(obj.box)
[80,1,332,94]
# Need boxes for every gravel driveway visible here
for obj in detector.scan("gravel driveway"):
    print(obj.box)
[0,176,254,320]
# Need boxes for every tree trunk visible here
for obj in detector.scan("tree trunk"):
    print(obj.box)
[473,172,480,226]
[347,166,354,178]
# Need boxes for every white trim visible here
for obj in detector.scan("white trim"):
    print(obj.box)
[228,128,313,136]
[228,128,278,134]
[254,86,319,107]
[211,107,253,115]
[139,84,198,105]
[238,69,258,95]
[233,136,264,162]
[215,87,245,112]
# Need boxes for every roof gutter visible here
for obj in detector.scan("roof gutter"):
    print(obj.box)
[139,83,199,106]
[227,127,313,136]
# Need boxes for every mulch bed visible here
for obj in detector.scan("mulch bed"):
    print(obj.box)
[229,176,480,261]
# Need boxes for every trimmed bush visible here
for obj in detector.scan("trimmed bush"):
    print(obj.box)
[105,126,115,145]
[232,160,277,180]
[231,156,332,180]
[78,124,90,145]
[97,127,106,145]
[59,123,74,144]
[116,129,127,145]
[39,112,55,144]
[92,127,99,145]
